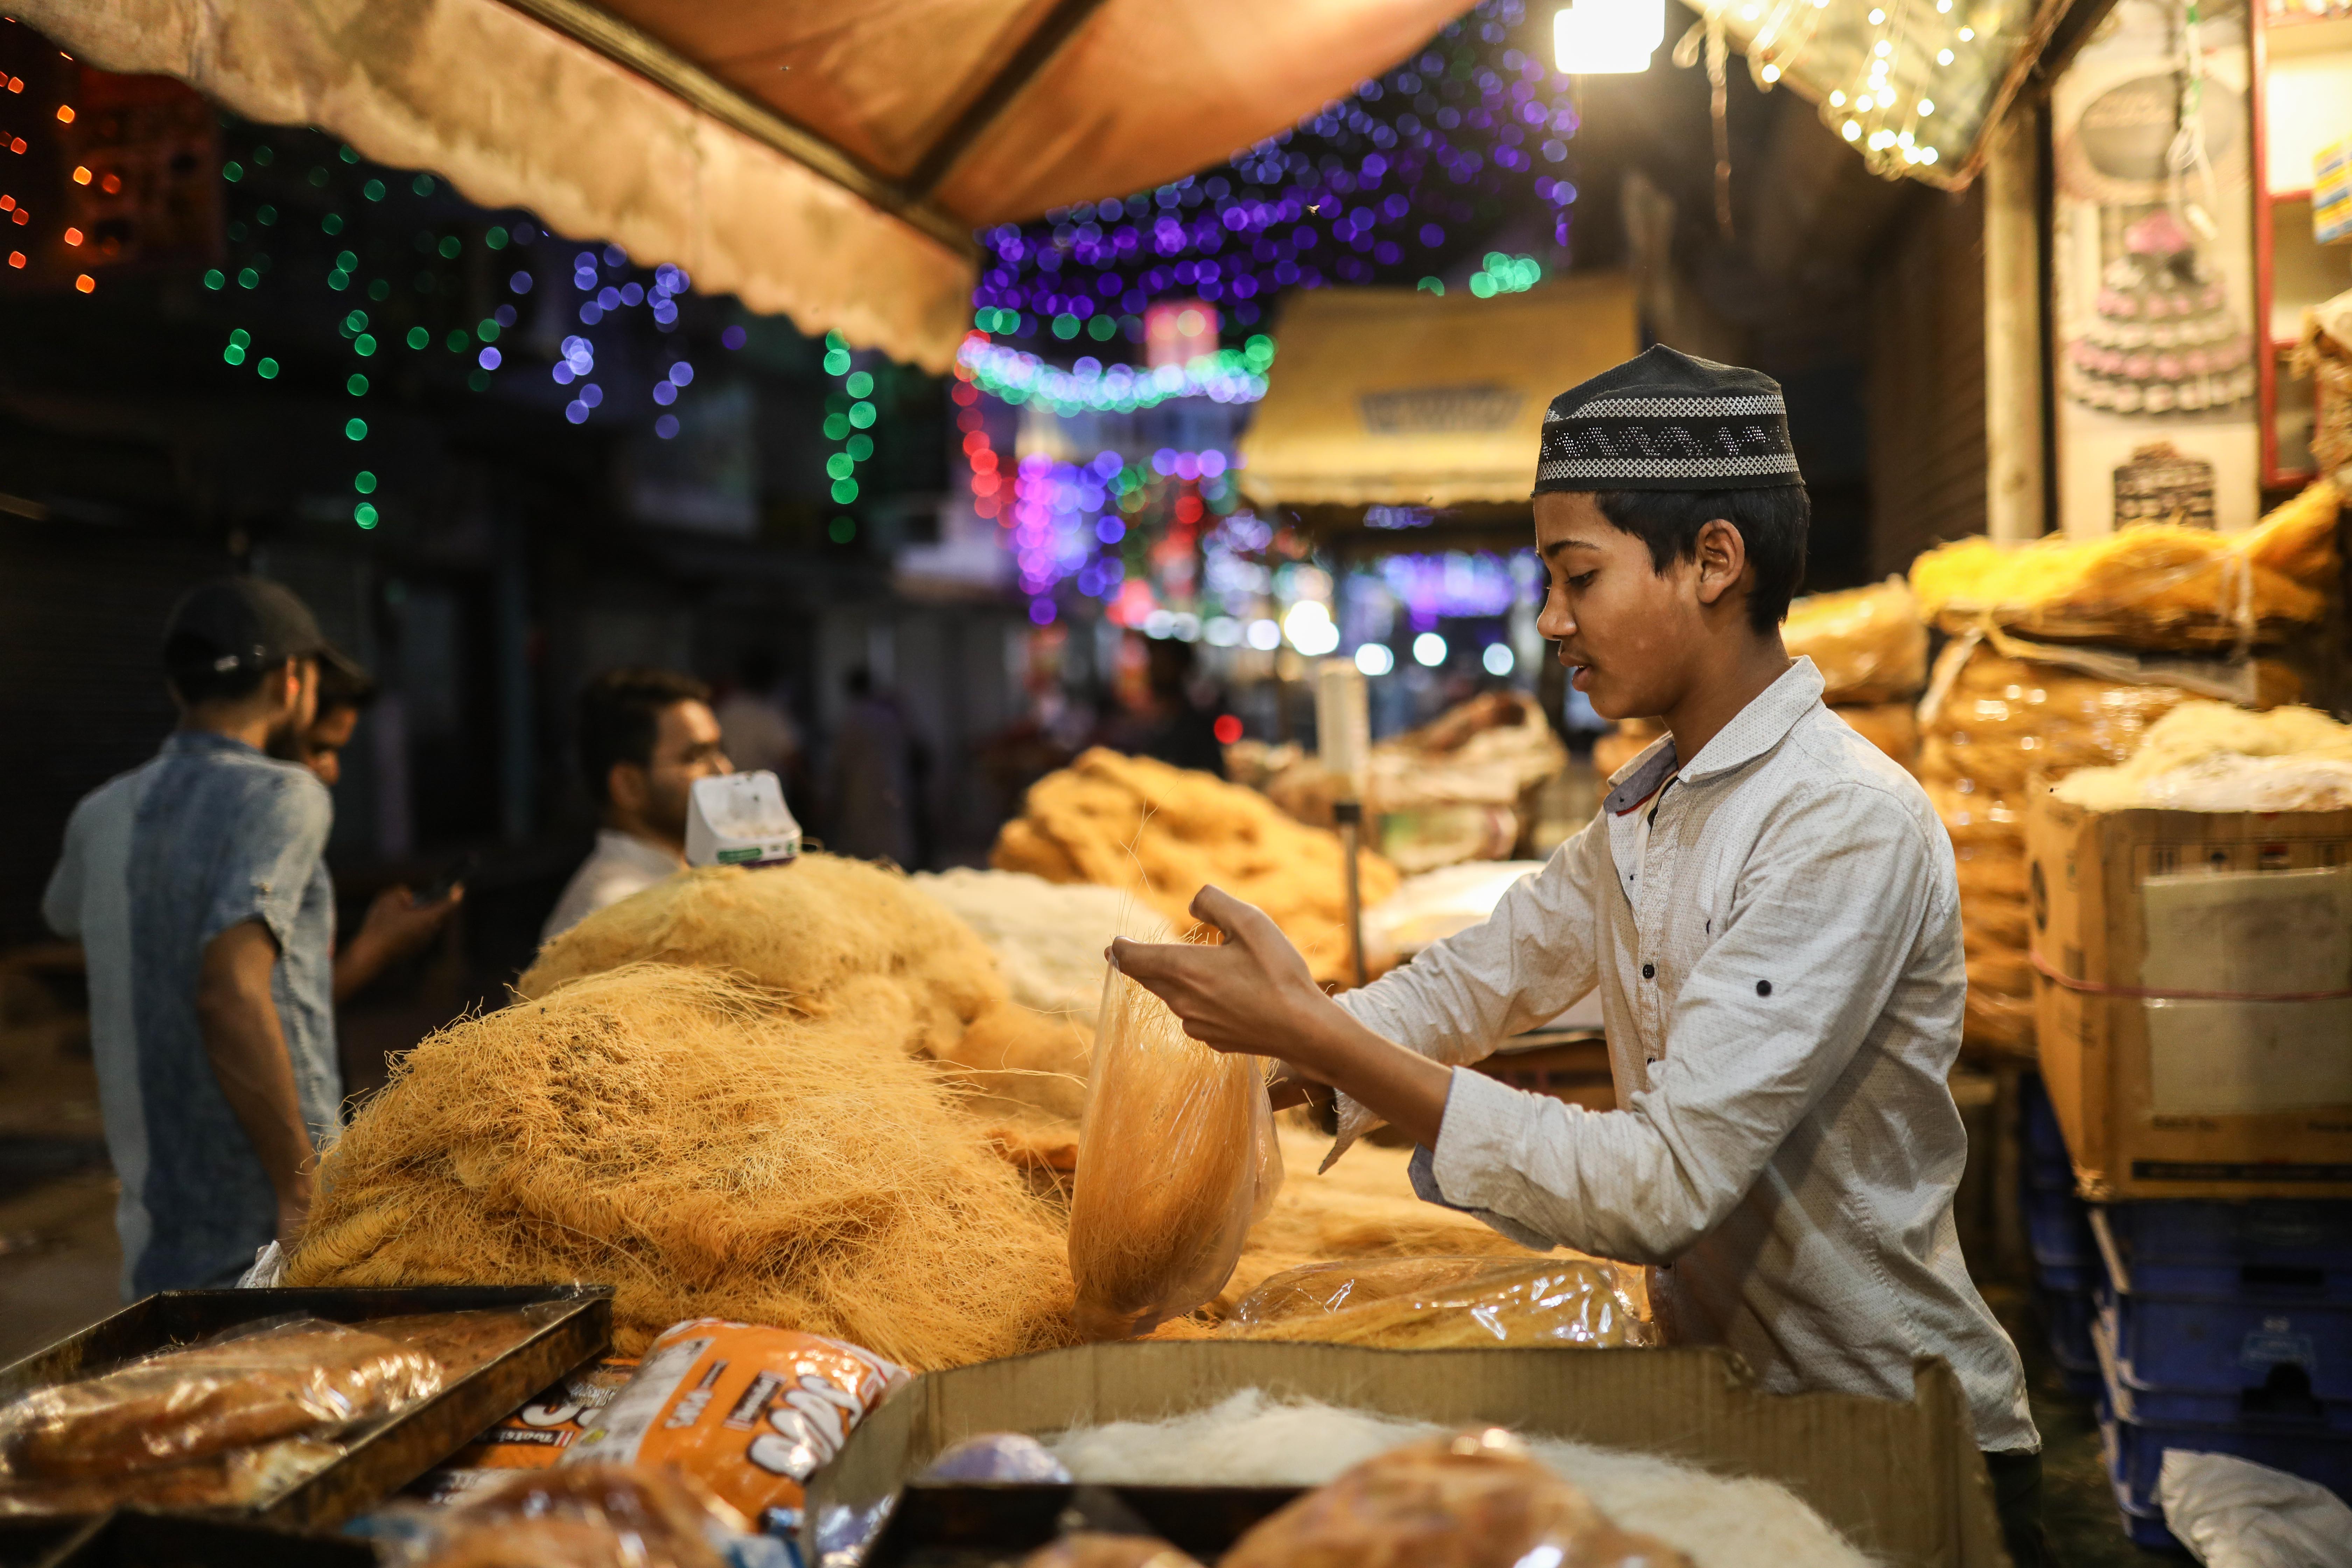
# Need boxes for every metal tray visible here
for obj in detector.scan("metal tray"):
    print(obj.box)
[0,1284,612,1530]
[865,1483,1304,1568]
[16,1510,377,1568]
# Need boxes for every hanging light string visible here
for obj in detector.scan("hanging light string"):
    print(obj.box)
[973,0,1579,338]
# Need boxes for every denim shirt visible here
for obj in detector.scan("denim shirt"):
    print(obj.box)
[44,730,340,1292]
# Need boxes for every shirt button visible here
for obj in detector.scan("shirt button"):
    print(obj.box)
[1641,963,1655,980]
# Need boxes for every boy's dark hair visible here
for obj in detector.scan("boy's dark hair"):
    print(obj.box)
[1591,485,1810,635]
[579,667,710,805]
[164,632,276,707]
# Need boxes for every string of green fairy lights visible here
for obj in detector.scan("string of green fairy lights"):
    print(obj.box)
[199,128,521,530]
[820,329,876,543]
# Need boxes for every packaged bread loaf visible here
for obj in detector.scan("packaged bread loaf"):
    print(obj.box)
[1222,1429,1689,1568]
[414,1464,741,1568]
[0,1316,442,1481]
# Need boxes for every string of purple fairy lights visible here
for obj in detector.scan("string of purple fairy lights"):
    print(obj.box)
[971,0,1576,340]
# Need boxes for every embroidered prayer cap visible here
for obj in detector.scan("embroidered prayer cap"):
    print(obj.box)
[1533,344,1802,494]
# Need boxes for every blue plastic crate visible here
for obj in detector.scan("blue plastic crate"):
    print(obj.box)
[2027,1184,2100,1290]
[2038,1283,2102,1395]
[2094,1311,2352,1431]
[2101,1286,2352,1401]
[2096,1390,2352,1519]
[2093,1201,2352,1299]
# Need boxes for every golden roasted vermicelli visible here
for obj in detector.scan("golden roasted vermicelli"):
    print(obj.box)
[283,966,1078,1365]
[518,856,1088,1120]
[1068,930,1280,1340]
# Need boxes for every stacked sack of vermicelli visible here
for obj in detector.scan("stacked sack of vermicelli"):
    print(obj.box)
[1909,478,2342,1061]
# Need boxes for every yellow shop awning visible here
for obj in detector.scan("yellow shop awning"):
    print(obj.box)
[17,0,1468,370]
[1237,272,1639,512]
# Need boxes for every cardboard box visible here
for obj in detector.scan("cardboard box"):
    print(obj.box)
[807,1342,2006,1568]
[2026,793,2352,1200]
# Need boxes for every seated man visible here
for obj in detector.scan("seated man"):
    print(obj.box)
[542,667,731,941]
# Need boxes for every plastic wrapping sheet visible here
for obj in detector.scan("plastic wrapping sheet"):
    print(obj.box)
[1227,1258,1655,1350]
[1908,478,2340,649]
[0,1317,442,1492]
[1783,579,1928,704]
[1070,936,1283,1340]
[402,1464,745,1568]
[1220,1430,1687,1568]
[920,1434,1073,1485]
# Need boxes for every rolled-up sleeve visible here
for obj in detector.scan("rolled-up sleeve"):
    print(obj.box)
[202,773,332,952]
[1424,784,1941,1263]
[1338,812,1611,1066]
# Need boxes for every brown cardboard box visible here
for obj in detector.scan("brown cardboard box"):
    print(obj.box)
[2026,792,2352,1199]
[806,1342,2005,1567]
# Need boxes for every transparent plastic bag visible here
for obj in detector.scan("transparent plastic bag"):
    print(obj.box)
[1783,578,1927,704]
[921,1433,1073,1484]
[1227,1258,1655,1350]
[1071,929,1283,1340]
[405,1464,746,1568]
[0,1315,443,1482]
[1221,1429,1688,1568]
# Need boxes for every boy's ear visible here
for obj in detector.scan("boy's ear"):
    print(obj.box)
[1690,517,1749,608]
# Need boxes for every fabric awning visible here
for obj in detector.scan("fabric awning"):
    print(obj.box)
[19,0,1468,371]
[1237,272,1639,511]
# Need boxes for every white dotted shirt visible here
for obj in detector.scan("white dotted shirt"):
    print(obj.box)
[1337,657,2037,1452]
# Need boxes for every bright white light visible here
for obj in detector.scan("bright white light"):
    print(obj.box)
[1829,89,1846,105]
[1354,642,1395,677]
[1760,62,1781,80]
[1204,616,1241,647]
[1143,609,1175,639]
[1873,38,1891,55]
[1957,25,1973,37]
[1937,47,1953,61]
[1171,612,1201,642]
[1921,147,1939,163]
[1412,631,1448,667]
[1869,128,1896,149]
[1856,93,1874,109]
[1283,601,1339,657]
[1867,7,1885,21]
[1554,0,1663,74]
[1482,643,1516,677]
[1245,618,1282,652]
[1842,119,1861,140]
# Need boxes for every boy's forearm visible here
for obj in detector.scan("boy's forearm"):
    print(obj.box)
[1284,997,1454,1149]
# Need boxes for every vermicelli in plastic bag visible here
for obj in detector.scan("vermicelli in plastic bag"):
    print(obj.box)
[1070,925,1282,1340]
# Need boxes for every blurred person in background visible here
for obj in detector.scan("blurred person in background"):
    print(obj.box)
[275,661,463,1004]
[542,667,731,941]
[713,647,800,789]
[827,666,916,867]
[1104,637,1228,777]
[43,579,349,1291]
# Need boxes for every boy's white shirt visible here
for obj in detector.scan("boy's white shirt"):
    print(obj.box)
[1335,656,2038,1452]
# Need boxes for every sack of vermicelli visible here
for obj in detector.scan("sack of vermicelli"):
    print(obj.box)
[1784,579,1928,704]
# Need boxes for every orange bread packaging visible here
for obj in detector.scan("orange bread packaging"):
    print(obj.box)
[563,1320,906,1530]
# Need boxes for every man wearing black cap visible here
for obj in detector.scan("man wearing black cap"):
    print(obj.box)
[1111,348,2049,1560]
[43,578,356,1293]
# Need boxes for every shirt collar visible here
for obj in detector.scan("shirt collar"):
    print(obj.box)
[162,729,263,758]
[1598,656,1823,814]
